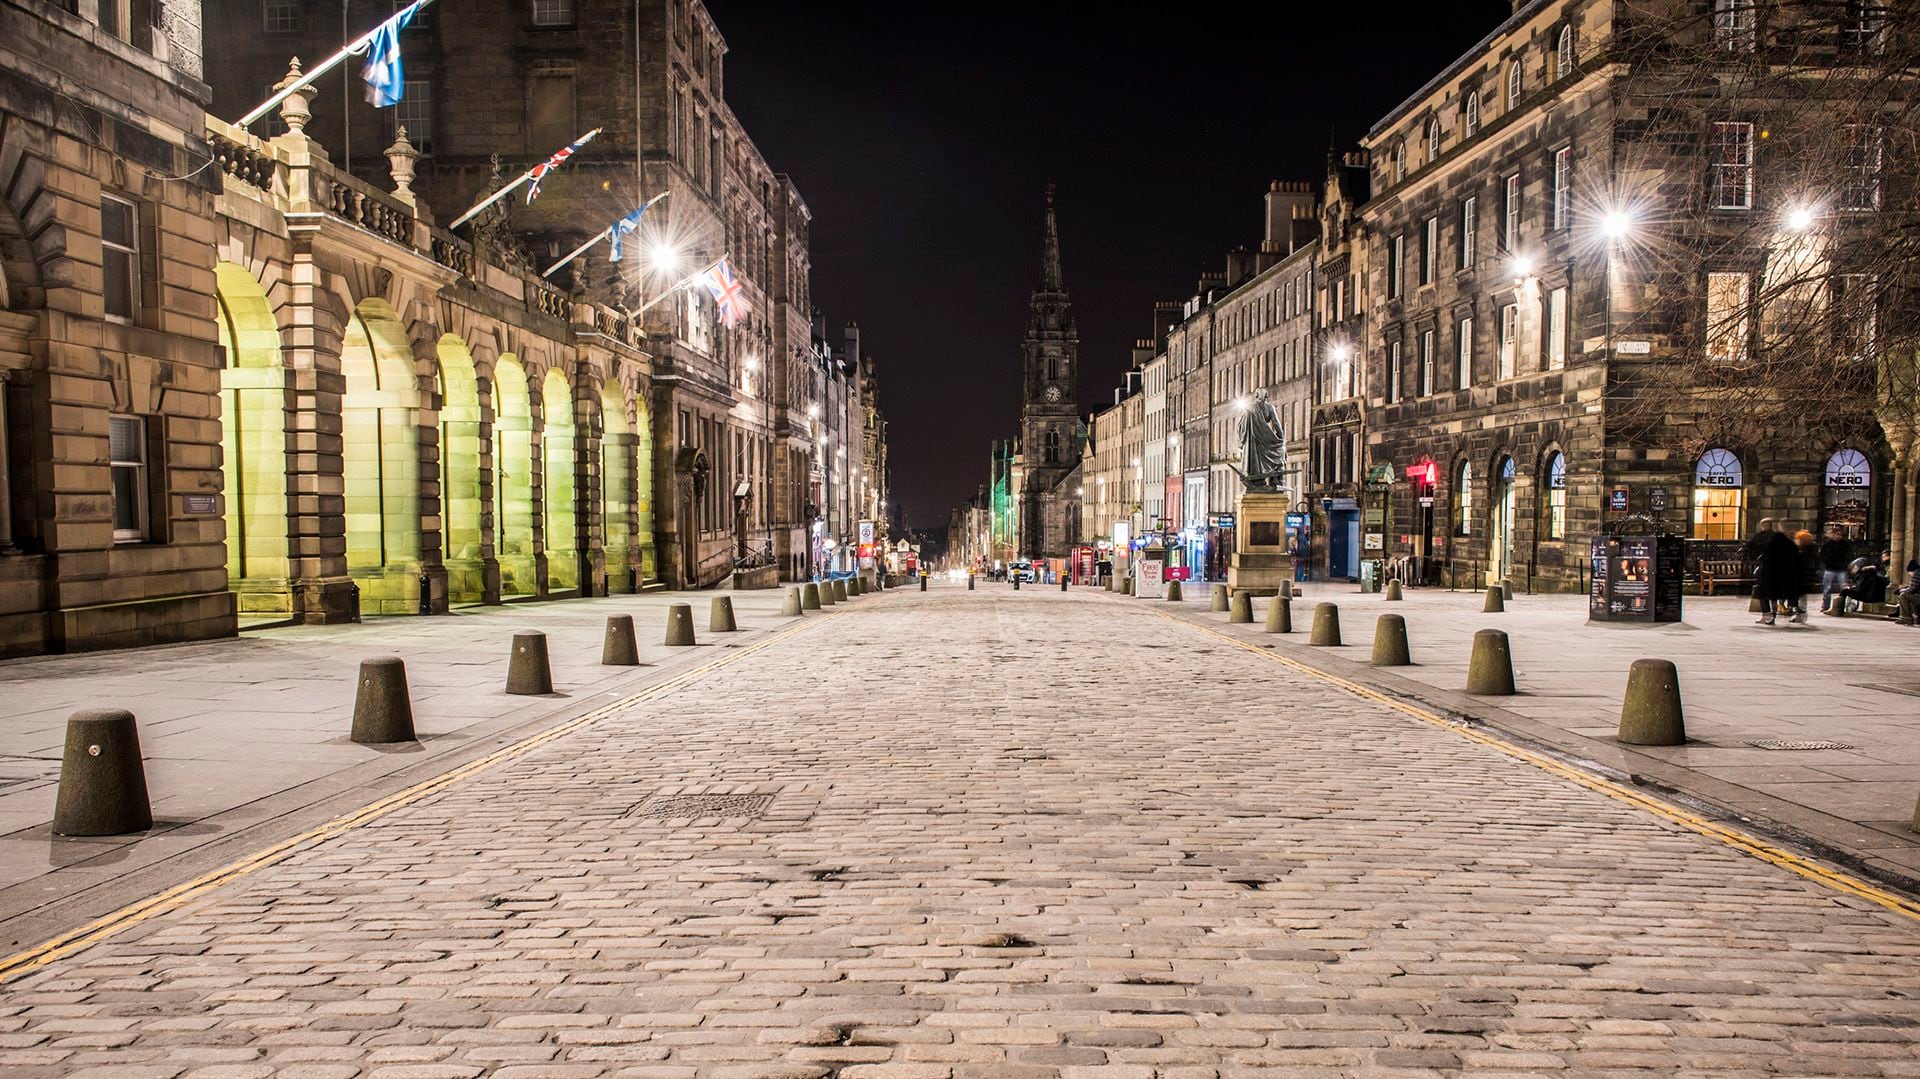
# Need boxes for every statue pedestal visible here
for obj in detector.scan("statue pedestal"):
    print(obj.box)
[1228,491,1293,597]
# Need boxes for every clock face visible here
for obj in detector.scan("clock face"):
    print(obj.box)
[1044,385,1063,404]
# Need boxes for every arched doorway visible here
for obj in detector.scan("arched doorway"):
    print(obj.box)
[214,262,291,615]
[1489,455,1516,585]
[341,299,422,614]
[492,355,536,597]
[600,384,633,592]
[437,336,485,603]
[542,367,579,592]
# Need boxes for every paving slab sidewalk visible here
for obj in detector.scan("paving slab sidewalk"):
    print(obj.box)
[0,586,838,942]
[1155,581,1920,886]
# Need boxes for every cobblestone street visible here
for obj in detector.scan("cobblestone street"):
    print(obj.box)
[4,586,1919,1077]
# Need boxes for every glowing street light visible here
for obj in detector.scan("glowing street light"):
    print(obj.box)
[1786,205,1818,232]
[649,243,680,273]
[1601,209,1634,241]
[1510,254,1535,278]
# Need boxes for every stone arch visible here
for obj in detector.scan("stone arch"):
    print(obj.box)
[214,261,293,613]
[542,365,579,592]
[341,297,425,612]
[1488,447,1519,586]
[491,354,537,596]
[437,334,486,603]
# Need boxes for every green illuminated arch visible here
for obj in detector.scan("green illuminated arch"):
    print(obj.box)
[492,355,536,597]
[542,366,579,591]
[215,262,291,614]
[341,299,422,612]
[437,335,485,604]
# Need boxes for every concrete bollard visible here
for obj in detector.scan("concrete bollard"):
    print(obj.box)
[1483,585,1506,613]
[506,631,555,695]
[819,580,838,606]
[1229,589,1253,623]
[1060,576,1068,592]
[801,582,822,610]
[1104,576,1114,591]
[1465,628,1516,695]
[1166,579,1183,602]
[1126,577,1136,596]
[1617,658,1685,745]
[921,574,929,591]
[1210,584,1229,612]
[51,709,153,836]
[602,615,641,665]
[1265,594,1292,633]
[833,579,850,603]
[1502,582,1513,602]
[852,576,866,596]
[665,603,697,646]
[1310,602,1342,646]
[1370,614,1411,667]
[710,595,738,633]
[1384,579,1404,601]
[782,587,805,616]
[350,657,417,744]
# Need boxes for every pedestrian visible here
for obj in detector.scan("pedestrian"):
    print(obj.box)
[1896,560,1920,626]
[1818,525,1851,614]
[1790,530,1817,622]
[1837,560,1887,613]
[1747,519,1802,626]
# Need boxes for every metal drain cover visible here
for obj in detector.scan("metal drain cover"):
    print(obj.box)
[625,794,774,818]
[1746,739,1856,751]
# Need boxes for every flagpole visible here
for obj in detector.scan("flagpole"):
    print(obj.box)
[539,191,670,280]
[236,0,433,127]
[630,256,726,317]
[448,127,603,230]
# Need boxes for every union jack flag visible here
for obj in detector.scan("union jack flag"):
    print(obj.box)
[700,257,750,328]
[526,135,588,203]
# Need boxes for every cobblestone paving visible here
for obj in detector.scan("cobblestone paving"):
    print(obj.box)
[3,588,1919,1077]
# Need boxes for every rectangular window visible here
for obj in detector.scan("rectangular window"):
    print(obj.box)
[1387,339,1402,402]
[1457,316,1474,389]
[1841,125,1883,211]
[1499,303,1518,379]
[1547,287,1568,370]
[1845,1,1886,52]
[100,196,137,322]
[109,414,148,543]
[1419,330,1435,396]
[1460,196,1477,269]
[1714,0,1757,52]
[1390,235,1404,299]
[1706,271,1751,365]
[1832,273,1875,359]
[528,72,573,153]
[1551,146,1572,230]
[1422,216,1438,285]
[1711,122,1754,210]
[1503,173,1521,251]
[262,0,300,32]
[531,0,576,26]
[395,79,433,153]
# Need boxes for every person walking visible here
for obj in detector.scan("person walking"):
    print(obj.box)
[1789,530,1817,623]
[1747,519,1801,626]
[1818,526,1851,614]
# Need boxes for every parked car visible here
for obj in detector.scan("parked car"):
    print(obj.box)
[1009,560,1037,583]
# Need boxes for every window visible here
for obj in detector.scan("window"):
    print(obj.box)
[1692,448,1744,540]
[1714,0,1756,52]
[1460,196,1477,268]
[1426,117,1441,163]
[395,79,433,153]
[527,72,574,152]
[1502,173,1522,253]
[1823,448,1871,538]
[1556,26,1574,79]
[1845,1,1886,53]
[1455,459,1474,535]
[1464,92,1480,138]
[531,0,575,26]
[1710,122,1754,210]
[1393,141,1406,183]
[1547,286,1567,370]
[262,0,300,32]
[1507,59,1523,109]
[1544,452,1566,540]
[1419,330,1435,396]
[396,0,433,29]
[1422,217,1438,286]
[1499,303,1518,379]
[1551,146,1572,230]
[1841,125,1883,211]
[1706,271,1751,364]
[1389,235,1404,299]
[1832,274,1876,359]
[1388,339,1402,402]
[100,196,137,322]
[110,415,148,543]
[1045,429,1059,463]
[1457,316,1474,389]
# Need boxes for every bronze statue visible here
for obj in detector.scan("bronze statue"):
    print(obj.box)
[1236,388,1288,493]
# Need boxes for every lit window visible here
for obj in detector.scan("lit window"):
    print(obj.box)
[1692,448,1744,541]
[1388,339,1401,402]
[1499,303,1518,379]
[1503,173,1521,251]
[1547,286,1567,370]
[1460,196,1477,268]
[1422,217,1438,286]
[1457,316,1474,389]
[1551,146,1572,231]
[1389,235,1403,299]
[1464,92,1480,138]
[394,79,433,153]
[100,196,137,322]
[1714,0,1756,52]
[262,0,300,32]
[1507,59,1523,109]
[1710,121,1754,210]
[1706,271,1751,365]
[1556,26,1574,79]
[1844,1,1886,53]
[110,415,148,543]
[1841,125,1882,211]
[1823,448,1871,538]
[1455,459,1474,536]
[1544,452,1566,540]
[531,0,575,26]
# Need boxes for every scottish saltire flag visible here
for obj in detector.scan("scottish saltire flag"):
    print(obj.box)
[700,258,750,328]
[526,135,589,203]
[361,1,426,108]
[607,194,664,262]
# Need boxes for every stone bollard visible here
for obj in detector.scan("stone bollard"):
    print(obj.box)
[782,587,805,616]
[801,582,822,610]
[665,603,697,646]
[1126,577,1136,596]
[1483,585,1505,613]
[351,657,417,744]
[1229,589,1253,623]
[1465,628,1516,695]
[1384,579,1403,601]
[921,575,929,592]
[1502,582,1513,602]
[1265,594,1292,633]
[1370,614,1411,667]
[852,576,866,596]
[834,579,850,603]
[1310,602,1342,646]
[710,595,738,633]
[1210,584,1229,612]
[1166,579,1183,602]
[1617,658,1685,745]
[1104,576,1114,592]
[506,631,554,695]
[602,615,641,665]
[51,709,153,836]
[819,580,838,606]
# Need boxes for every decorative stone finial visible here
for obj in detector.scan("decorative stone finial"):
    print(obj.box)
[385,126,422,202]
[275,57,314,137]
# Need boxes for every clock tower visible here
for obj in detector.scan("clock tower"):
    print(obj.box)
[1015,185,1082,559]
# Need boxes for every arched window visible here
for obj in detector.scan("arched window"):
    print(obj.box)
[1454,459,1475,535]
[1543,451,1566,540]
[1464,92,1480,138]
[1691,447,1744,540]
[1045,428,1060,464]
[1823,448,1871,539]
[1556,26,1575,80]
[1507,59,1523,109]
[1393,141,1407,183]
[1426,117,1442,162]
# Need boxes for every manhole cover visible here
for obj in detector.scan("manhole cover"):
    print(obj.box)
[1746,739,1856,751]
[624,794,774,818]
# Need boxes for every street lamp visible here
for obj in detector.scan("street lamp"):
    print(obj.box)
[1786,205,1818,232]
[649,243,680,273]
[1601,209,1634,242]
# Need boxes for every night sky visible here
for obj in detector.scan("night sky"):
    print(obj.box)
[712,1,1514,528]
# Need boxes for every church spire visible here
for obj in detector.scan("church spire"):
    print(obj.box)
[1040,183,1063,293]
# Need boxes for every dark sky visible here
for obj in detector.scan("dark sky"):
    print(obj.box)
[712,1,1512,529]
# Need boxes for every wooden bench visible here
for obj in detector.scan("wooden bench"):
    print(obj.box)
[1699,559,1753,595]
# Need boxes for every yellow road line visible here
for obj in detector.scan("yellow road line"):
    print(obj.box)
[1155,608,1920,924]
[0,615,830,984]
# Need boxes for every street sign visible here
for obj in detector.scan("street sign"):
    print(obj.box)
[858,519,875,544]
[1648,487,1669,512]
